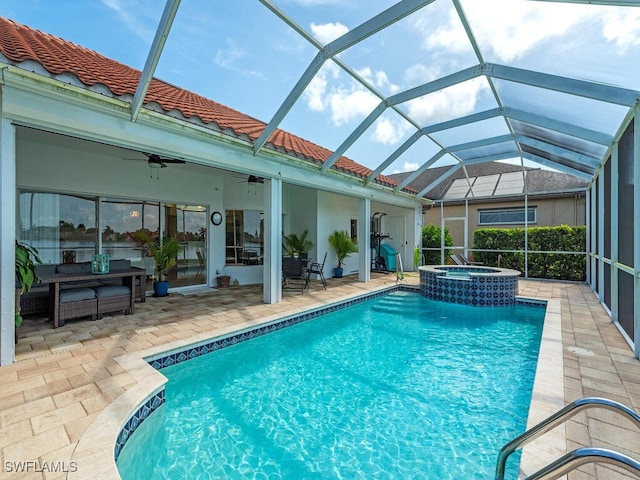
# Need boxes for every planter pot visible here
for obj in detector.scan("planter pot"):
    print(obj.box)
[153,280,170,297]
[333,267,344,278]
[217,275,231,288]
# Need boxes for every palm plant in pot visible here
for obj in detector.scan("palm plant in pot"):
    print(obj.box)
[15,241,42,332]
[328,229,358,278]
[135,232,179,297]
[283,228,314,258]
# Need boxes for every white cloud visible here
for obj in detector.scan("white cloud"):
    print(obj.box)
[328,87,379,126]
[101,0,156,42]
[602,9,640,51]
[310,21,349,45]
[371,117,411,145]
[403,64,441,87]
[405,77,487,125]
[392,161,420,174]
[357,67,401,95]
[305,71,329,112]
[422,9,469,53]
[214,39,246,69]
[425,0,598,62]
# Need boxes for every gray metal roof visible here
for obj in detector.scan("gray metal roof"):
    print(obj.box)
[389,162,587,200]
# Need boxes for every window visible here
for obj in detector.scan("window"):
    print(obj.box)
[101,198,160,260]
[225,210,264,264]
[350,219,358,243]
[478,207,536,225]
[19,191,97,264]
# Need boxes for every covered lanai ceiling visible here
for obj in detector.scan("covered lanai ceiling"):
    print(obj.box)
[4,0,640,202]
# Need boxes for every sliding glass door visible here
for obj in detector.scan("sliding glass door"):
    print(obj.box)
[165,204,207,287]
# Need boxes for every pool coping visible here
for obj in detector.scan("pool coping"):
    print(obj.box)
[68,286,564,479]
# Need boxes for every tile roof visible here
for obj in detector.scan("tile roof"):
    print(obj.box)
[0,17,412,193]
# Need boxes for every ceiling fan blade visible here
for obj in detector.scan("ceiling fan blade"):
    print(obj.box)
[146,153,185,165]
[160,159,185,164]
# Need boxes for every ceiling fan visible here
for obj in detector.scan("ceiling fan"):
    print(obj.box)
[234,174,265,184]
[247,175,264,184]
[143,153,186,168]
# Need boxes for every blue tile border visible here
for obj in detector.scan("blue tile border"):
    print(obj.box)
[114,283,545,461]
[114,389,165,460]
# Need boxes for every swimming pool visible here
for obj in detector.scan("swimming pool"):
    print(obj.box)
[117,290,545,479]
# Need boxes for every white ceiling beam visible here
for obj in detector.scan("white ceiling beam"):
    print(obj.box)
[530,0,640,6]
[365,130,424,184]
[484,63,640,106]
[521,152,594,181]
[417,163,463,198]
[394,150,446,192]
[131,0,181,122]
[389,66,482,105]
[504,108,614,145]
[423,108,502,133]
[322,101,387,173]
[517,135,601,169]
[446,134,514,154]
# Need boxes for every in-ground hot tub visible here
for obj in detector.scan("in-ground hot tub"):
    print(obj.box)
[419,265,521,306]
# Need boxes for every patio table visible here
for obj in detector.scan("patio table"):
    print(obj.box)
[38,267,146,328]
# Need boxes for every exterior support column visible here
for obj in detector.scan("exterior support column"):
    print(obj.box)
[634,106,639,358]
[358,198,370,283]
[611,144,619,323]
[0,118,16,365]
[585,187,591,287]
[414,206,422,270]
[598,162,605,305]
[263,177,282,304]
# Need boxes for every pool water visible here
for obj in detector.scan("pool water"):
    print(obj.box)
[117,291,544,479]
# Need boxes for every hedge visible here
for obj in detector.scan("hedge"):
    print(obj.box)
[473,225,586,281]
[422,223,453,265]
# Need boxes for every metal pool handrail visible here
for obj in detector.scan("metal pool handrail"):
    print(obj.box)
[494,397,640,480]
[523,447,640,480]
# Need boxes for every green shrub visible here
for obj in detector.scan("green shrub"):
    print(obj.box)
[421,223,453,265]
[473,225,586,281]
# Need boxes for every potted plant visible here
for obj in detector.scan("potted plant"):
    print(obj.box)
[283,229,314,258]
[15,241,42,330]
[328,229,358,278]
[135,233,179,297]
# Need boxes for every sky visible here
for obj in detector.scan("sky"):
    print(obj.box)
[3,0,640,175]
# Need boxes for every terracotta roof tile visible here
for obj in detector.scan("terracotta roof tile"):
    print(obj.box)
[0,17,416,194]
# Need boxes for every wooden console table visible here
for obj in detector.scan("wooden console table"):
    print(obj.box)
[38,267,146,328]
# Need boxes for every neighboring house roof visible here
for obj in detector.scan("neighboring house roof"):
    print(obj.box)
[389,162,587,201]
[0,17,415,194]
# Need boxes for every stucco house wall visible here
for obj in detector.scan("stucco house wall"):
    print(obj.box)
[423,195,586,256]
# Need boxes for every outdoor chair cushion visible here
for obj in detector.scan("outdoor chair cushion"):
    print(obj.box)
[94,285,131,298]
[59,288,96,303]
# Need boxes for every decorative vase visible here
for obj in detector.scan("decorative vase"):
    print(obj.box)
[153,280,170,297]
[333,267,343,278]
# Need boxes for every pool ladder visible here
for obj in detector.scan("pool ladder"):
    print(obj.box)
[395,252,404,282]
[494,397,640,480]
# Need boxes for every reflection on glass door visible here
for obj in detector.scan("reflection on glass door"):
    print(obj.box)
[164,204,207,287]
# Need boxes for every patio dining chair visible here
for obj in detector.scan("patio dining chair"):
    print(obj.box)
[195,249,205,278]
[306,252,327,290]
[282,256,307,294]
